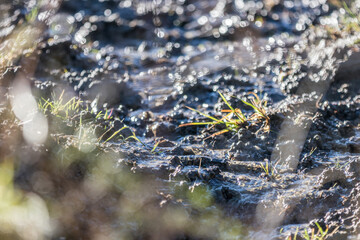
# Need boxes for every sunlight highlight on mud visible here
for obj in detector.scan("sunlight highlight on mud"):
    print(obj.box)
[10,78,48,145]
[23,112,48,145]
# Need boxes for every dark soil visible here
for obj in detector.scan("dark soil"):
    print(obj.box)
[1,0,360,239]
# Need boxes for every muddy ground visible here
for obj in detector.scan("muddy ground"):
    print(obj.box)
[0,0,360,239]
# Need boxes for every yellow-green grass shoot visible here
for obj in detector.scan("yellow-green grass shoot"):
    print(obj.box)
[180,91,270,138]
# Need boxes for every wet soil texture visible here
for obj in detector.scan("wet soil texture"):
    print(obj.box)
[1,0,360,239]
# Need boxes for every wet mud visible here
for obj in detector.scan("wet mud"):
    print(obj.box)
[1,0,360,239]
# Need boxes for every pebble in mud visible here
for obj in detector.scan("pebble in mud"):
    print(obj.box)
[338,120,355,138]
[170,146,185,156]
[155,138,176,148]
[169,146,196,156]
[151,122,176,139]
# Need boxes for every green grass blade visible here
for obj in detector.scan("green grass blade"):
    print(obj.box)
[315,222,324,236]
[179,122,219,127]
[62,98,74,109]
[294,227,299,240]
[218,91,245,121]
[97,127,113,142]
[103,126,127,143]
[42,98,54,108]
[241,99,260,113]
[241,99,266,117]
[151,141,160,153]
[303,228,310,240]
[241,99,255,108]
[218,91,234,111]
[125,134,146,146]
[104,109,109,119]
[185,106,219,122]
[95,111,103,119]
[343,2,357,18]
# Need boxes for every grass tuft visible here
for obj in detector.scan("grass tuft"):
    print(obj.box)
[38,91,144,148]
[179,91,270,138]
[259,159,279,180]
[238,92,270,132]
[38,91,83,119]
[288,223,331,240]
